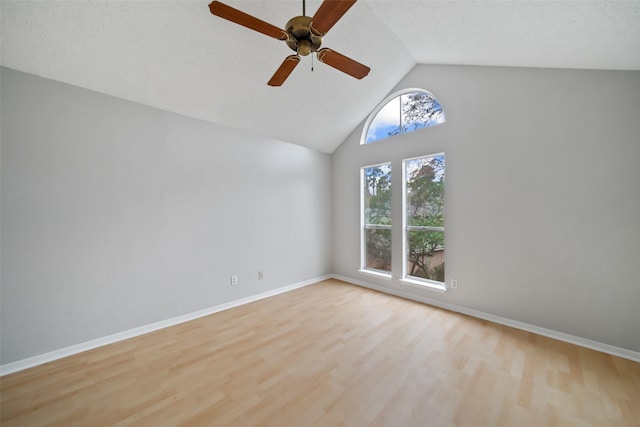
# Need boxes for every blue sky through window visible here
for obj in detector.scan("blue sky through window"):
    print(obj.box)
[364,91,445,144]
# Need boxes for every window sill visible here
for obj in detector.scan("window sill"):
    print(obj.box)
[399,278,447,293]
[358,269,392,280]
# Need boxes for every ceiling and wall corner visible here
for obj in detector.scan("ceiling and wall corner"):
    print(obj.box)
[2,1,639,154]
[2,1,640,368]
[1,67,334,365]
[331,63,640,353]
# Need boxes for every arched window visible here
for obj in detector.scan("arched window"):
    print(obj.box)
[362,89,445,144]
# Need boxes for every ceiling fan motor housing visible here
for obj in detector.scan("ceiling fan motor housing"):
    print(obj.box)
[285,16,322,56]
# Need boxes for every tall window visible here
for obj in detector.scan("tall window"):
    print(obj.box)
[362,89,445,144]
[361,163,392,274]
[403,154,445,285]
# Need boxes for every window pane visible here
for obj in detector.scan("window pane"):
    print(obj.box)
[366,228,392,272]
[405,154,445,284]
[400,92,445,132]
[362,163,392,274]
[363,164,392,226]
[405,156,445,227]
[365,97,400,143]
[407,230,445,281]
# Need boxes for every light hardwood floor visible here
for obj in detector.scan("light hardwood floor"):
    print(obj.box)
[1,279,639,426]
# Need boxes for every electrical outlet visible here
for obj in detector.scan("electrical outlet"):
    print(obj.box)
[231,275,238,285]
[258,271,264,280]
[450,279,458,289]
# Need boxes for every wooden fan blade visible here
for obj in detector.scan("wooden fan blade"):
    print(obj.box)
[317,48,370,79]
[310,0,357,35]
[268,55,301,86]
[209,1,288,40]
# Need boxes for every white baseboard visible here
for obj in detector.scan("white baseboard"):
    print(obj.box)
[0,275,330,376]
[4,273,637,376]
[331,274,640,363]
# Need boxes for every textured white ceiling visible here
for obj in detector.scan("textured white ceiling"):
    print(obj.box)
[368,0,640,71]
[2,1,639,153]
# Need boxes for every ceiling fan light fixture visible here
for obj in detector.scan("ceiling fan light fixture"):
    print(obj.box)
[285,15,322,55]
[297,39,312,56]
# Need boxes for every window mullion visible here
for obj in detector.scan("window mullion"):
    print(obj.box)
[365,224,392,230]
[406,226,444,232]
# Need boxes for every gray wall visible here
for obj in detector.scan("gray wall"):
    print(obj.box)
[1,68,332,364]
[3,64,640,365]
[332,65,640,352]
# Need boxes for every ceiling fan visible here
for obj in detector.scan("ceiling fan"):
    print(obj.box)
[208,0,370,86]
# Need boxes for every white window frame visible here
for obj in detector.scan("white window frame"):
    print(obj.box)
[400,154,447,292]
[360,88,446,145]
[359,162,392,279]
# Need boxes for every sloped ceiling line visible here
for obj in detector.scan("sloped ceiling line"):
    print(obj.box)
[1,0,638,153]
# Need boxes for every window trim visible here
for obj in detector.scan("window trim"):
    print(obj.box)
[399,278,447,293]
[402,153,446,291]
[360,88,445,145]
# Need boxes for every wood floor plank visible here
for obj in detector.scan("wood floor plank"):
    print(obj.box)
[1,279,639,426]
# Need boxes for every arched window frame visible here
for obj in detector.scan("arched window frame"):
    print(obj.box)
[360,88,445,145]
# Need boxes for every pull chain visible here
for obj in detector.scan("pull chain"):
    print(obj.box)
[311,53,314,72]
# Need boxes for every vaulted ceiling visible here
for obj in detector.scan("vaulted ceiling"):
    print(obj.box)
[2,1,639,153]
